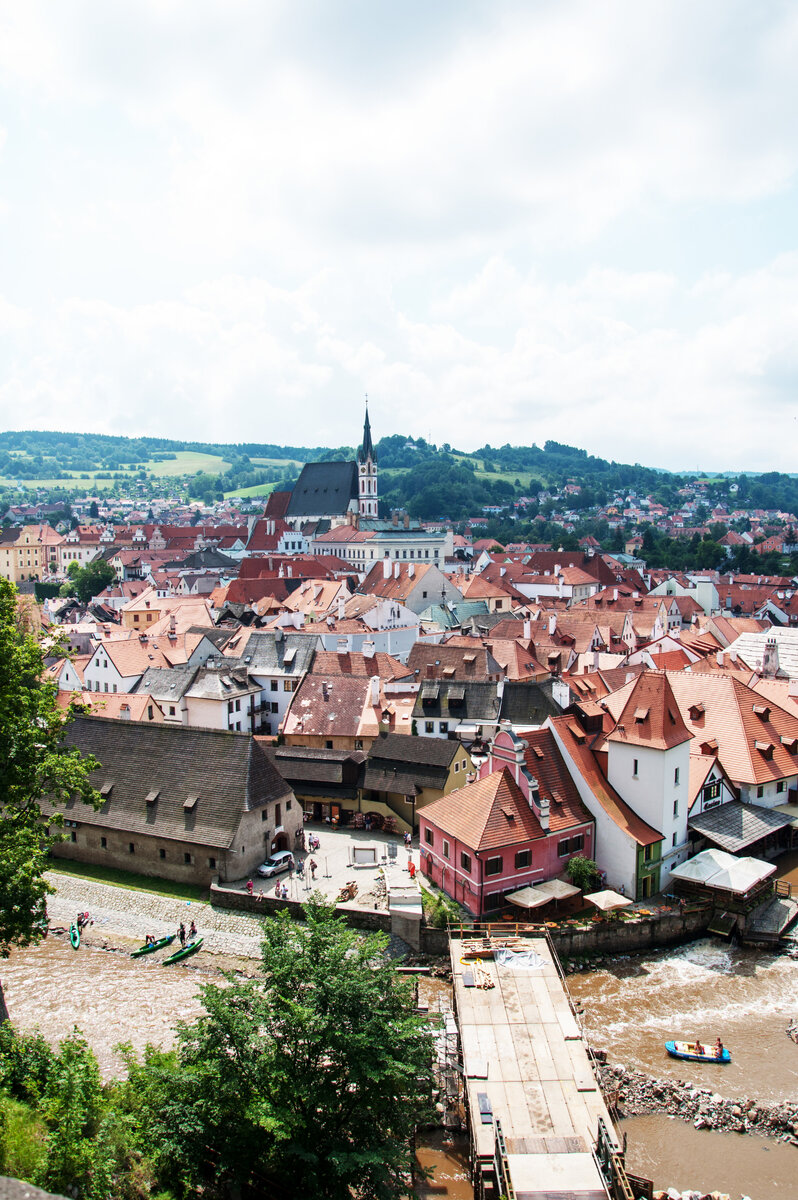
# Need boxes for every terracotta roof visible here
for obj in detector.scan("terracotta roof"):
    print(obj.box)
[420,767,545,851]
[549,716,662,846]
[521,728,594,833]
[312,650,412,680]
[605,672,693,751]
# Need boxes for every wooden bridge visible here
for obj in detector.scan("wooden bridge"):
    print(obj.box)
[448,925,645,1200]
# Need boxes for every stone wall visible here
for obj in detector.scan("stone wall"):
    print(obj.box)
[549,906,712,959]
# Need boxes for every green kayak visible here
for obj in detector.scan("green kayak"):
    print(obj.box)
[163,937,203,965]
[69,924,80,950]
[131,934,176,958]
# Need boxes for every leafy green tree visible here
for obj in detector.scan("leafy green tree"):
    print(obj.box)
[0,579,100,1021]
[565,855,602,893]
[69,559,116,603]
[120,900,434,1199]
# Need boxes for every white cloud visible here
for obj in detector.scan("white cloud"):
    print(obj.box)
[0,2,797,470]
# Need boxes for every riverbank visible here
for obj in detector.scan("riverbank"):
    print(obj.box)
[601,1062,798,1146]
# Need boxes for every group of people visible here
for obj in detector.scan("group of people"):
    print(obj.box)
[692,1037,724,1058]
[177,920,197,947]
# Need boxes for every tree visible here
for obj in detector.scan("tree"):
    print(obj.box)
[88,500,99,518]
[565,854,601,893]
[70,559,116,604]
[121,900,434,1199]
[0,579,100,1021]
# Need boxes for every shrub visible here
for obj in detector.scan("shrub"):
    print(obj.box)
[0,1094,47,1180]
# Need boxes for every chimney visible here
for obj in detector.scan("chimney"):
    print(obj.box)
[403,513,410,529]
[363,638,376,658]
[394,561,400,579]
[169,614,176,633]
[383,559,392,579]
[762,638,779,678]
[496,678,505,701]
[613,588,619,601]
[408,563,415,578]
[523,618,531,639]
[337,594,346,620]
[293,612,302,629]
[548,613,557,635]
[370,675,380,706]
[337,637,348,655]
[554,564,561,575]
[322,681,330,700]
[392,510,399,527]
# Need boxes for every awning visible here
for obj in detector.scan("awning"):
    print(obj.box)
[505,879,581,909]
[671,849,776,895]
[506,886,550,910]
[584,889,633,912]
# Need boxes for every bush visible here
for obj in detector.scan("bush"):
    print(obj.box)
[0,1025,56,1106]
[0,1094,47,1180]
[423,889,462,928]
[565,855,602,893]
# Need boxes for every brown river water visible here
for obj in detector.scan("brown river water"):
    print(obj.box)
[4,933,796,1198]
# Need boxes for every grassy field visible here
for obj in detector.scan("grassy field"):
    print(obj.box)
[249,456,303,470]
[4,451,233,491]
[224,481,277,500]
[47,858,208,902]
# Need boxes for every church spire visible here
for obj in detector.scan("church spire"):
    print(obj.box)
[358,396,376,464]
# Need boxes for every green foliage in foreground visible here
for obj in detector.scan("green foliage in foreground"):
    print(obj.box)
[565,854,602,893]
[0,902,434,1199]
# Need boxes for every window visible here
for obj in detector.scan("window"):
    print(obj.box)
[70,831,77,843]
[286,799,292,811]
[113,683,117,694]
[129,842,135,854]
[271,680,279,691]
[100,837,107,849]
[454,761,460,772]
[425,721,434,733]
[703,780,721,801]
[485,856,502,876]
[422,591,428,599]
[460,851,471,872]
[643,843,654,862]
[325,739,333,749]
[672,832,677,847]
[442,839,450,860]
[439,721,448,733]
[262,809,268,822]
[275,803,281,825]
[355,739,363,750]
[235,699,241,712]
[104,682,109,693]
[184,852,192,864]
[515,849,531,869]
[632,758,639,777]
[777,781,785,793]
[159,848,166,860]
[673,800,679,817]
[757,785,764,798]
[558,835,583,857]
[147,705,154,720]
[169,705,176,716]
[484,891,502,911]
[425,827,433,846]
[208,857,216,869]
[271,702,279,713]
[674,768,680,785]
[283,680,295,692]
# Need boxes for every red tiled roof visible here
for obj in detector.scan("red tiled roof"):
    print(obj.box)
[421,768,544,851]
[605,672,693,751]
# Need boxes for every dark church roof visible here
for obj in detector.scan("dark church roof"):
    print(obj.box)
[358,406,376,463]
[285,461,358,519]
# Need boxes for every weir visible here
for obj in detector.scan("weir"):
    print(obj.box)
[449,925,643,1200]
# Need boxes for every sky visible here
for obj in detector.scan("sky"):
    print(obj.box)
[1,1,797,473]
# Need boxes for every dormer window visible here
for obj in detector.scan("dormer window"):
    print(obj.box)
[752,704,771,722]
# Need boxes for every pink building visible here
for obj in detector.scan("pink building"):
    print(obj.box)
[419,729,595,918]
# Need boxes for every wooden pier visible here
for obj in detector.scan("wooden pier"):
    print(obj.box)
[449,926,638,1200]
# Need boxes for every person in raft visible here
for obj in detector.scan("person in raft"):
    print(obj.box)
[693,1039,704,1056]
[188,920,197,941]
[145,934,156,947]
[714,1038,724,1058]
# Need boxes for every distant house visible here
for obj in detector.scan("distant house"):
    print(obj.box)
[49,717,299,884]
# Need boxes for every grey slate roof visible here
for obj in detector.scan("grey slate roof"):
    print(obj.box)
[57,717,292,850]
[364,733,461,795]
[412,680,502,725]
[262,744,365,799]
[134,664,198,701]
[499,680,560,726]
[238,631,317,676]
[286,461,358,518]
[688,799,793,853]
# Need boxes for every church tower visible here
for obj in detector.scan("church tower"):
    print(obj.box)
[357,401,378,519]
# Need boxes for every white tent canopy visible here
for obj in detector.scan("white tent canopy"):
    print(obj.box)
[583,889,633,912]
[671,850,776,895]
[505,879,582,909]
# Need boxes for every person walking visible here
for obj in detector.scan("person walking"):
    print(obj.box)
[178,922,186,948]
[309,858,318,880]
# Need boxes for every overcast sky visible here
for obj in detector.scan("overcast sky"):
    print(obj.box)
[1,1,797,471]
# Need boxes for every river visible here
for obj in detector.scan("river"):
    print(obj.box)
[6,931,796,1198]
[569,938,798,1197]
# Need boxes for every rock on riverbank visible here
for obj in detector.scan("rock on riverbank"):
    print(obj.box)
[601,1061,798,1146]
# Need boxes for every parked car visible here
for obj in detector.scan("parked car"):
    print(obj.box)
[256,850,295,878]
